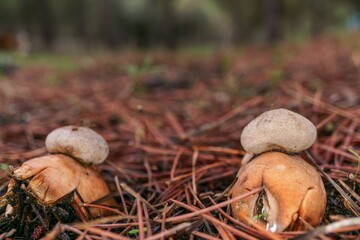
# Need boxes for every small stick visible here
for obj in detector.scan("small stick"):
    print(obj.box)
[293,217,360,240]
[144,157,160,192]
[115,176,129,215]
[136,198,145,239]
[191,148,199,199]
[142,203,153,237]
[160,203,168,240]
[170,149,184,181]
[165,111,187,140]
[338,179,360,203]
[79,203,125,216]
[75,189,94,220]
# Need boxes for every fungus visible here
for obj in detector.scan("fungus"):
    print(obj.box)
[0,126,115,235]
[230,108,326,232]
[11,154,115,218]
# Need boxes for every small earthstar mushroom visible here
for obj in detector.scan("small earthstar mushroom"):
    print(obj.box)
[46,125,109,165]
[11,154,116,218]
[240,108,317,164]
[0,126,115,236]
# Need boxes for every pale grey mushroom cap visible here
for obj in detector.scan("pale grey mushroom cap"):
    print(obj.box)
[241,108,316,155]
[45,126,109,165]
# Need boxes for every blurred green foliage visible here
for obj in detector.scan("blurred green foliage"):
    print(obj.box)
[0,0,359,51]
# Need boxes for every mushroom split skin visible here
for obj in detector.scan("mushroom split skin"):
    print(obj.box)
[241,108,317,156]
[10,154,116,218]
[0,126,115,236]
[230,152,326,232]
[45,125,109,165]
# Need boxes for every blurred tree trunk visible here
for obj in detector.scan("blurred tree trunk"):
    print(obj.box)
[100,0,118,48]
[264,0,283,43]
[75,0,90,48]
[309,0,328,37]
[162,0,177,49]
[37,0,56,49]
[230,0,246,44]
[220,0,252,44]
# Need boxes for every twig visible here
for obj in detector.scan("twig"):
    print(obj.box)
[170,149,184,181]
[191,147,199,199]
[293,217,360,239]
[136,198,145,239]
[338,179,360,203]
[165,111,187,140]
[115,176,129,215]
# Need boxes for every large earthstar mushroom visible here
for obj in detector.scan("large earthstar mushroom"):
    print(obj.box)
[230,108,326,232]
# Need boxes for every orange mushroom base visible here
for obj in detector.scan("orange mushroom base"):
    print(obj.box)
[230,152,326,232]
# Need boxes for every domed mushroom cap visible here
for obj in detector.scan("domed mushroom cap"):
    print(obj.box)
[45,126,109,165]
[241,108,316,155]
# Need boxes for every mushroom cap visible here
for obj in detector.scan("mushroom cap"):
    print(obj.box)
[241,108,316,155]
[45,126,109,165]
[230,152,326,232]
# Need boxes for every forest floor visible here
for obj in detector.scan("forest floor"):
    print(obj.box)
[0,34,360,239]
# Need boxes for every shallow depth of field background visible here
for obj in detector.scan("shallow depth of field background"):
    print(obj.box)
[0,0,360,52]
[1,1,360,239]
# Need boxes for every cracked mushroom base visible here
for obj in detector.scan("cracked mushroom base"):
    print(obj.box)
[0,154,116,237]
[230,152,326,232]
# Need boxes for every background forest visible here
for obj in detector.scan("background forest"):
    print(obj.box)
[0,0,360,52]
[0,1,360,239]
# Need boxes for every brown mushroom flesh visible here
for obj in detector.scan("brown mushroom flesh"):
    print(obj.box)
[11,154,115,218]
[230,152,326,232]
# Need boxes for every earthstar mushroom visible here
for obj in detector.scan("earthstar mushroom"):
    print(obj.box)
[11,154,115,218]
[0,125,115,235]
[230,108,326,232]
